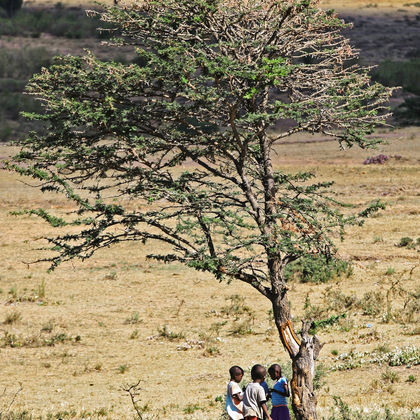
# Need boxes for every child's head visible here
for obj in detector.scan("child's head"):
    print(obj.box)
[229,365,244,383]
[268,364,282,381]
[250,364,266,382]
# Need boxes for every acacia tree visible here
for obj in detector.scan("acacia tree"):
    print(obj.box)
[7,0,391,418]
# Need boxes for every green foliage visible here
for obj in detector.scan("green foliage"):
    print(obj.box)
[1,331,81,348]
[372,59,420,96]
[358,291,384,315]
[284,254,352,284]
[382,367,399,384]
[397,236,417,249]
[313,362,328,390]
[7,0,390,277]
[157,325,185,341]
[309,313,346,334]
[407,374,417,383]
[183,404,202,414]
[124,312,142,324]
[0,47,52,79]
[372,59,420,125]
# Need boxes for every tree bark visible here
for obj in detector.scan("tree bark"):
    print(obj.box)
[272,295,323,420]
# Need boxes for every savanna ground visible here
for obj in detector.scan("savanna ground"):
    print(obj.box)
[0,0,420,419]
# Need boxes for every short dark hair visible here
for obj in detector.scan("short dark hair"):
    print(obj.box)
[251,364,266,380]
[229,365,244,378]
[268,363,281,374]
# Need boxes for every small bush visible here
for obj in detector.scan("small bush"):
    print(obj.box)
[407,374,417,383]
[385,267,395,276]
[358,291,384,316]
[183,404,201,414]
[284,255,352,284]
[397,236,417,249]
[130,329,139,339]
[230,319,254,336]
[221,294,253,318]
[119,364,128,374]
[157,325,185,341]
[313,363,328,390]
[124,312,142,324]
[41,321,54,333]
[382,368,399,383]
[3,310,21,324]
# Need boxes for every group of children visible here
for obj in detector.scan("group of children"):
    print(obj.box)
[226,364,290,420]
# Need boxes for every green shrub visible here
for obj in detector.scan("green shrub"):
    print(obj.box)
[358,291,384,315]
[397,236,417,249]
[157,325,185,341]
[372,59,420,126]
[372,59,420,95]
[284,255,352,284]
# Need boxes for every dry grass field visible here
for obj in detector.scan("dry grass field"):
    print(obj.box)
[0,126,419,419]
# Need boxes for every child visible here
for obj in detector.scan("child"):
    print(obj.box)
[243,364,272,420]
[226,365,244,420]
[268,364,290,420]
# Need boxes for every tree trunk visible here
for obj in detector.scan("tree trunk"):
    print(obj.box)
[272,295,323,420]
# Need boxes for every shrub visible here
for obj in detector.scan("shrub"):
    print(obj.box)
[372,59,420,126]
[124,312,142,324]
[382,368,399,383]
[3,310,21,324]
[284,255,352,284]
[397,237,416,248]
[157,325,185,341]
[313,363,328,390]
[372,59,420,96]
[358,291,384,315]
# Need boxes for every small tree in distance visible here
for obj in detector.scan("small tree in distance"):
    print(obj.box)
[7,0,391,418]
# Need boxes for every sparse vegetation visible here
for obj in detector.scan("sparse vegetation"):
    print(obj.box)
[124,312,142,325]
[157,325,185,341]
[1,331,81,348]
[119,364,128,374]
[3,310,21,324]
[332,345,420,371]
